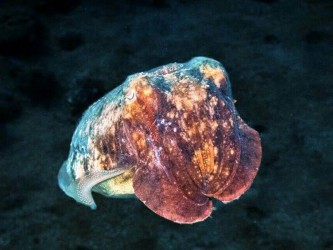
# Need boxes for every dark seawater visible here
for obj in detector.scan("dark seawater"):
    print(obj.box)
[0,0,332,249]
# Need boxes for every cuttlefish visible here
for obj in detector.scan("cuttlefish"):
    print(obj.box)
[58,57,262,224]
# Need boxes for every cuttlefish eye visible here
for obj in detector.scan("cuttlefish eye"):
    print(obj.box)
[57,57,262,224]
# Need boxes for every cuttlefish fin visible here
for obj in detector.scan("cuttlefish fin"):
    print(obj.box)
[215,118,262,203]
[133,163,213,224]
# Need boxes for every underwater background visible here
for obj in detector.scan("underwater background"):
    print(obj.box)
[0,0,332,249]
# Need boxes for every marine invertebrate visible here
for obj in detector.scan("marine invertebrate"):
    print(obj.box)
[58,57,262,224]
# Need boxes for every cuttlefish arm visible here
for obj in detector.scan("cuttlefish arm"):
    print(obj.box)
[58,162,130,209]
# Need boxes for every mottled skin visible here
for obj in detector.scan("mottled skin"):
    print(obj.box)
[58,57,262,224]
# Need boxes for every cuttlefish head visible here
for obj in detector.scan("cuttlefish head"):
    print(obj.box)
[58,84,137,209]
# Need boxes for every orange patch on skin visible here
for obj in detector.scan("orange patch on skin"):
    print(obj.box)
[131,132,146,150]
[211,121,218,130]
[200,65,226,88]
[193,139,216,179]
[170,81,207,111]
[124,77,158,125]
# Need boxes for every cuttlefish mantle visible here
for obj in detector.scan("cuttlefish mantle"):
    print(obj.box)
[58,57,262,224]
